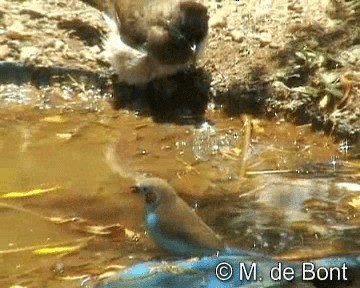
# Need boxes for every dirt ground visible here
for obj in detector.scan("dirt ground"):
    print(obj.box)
[0,0,359,149]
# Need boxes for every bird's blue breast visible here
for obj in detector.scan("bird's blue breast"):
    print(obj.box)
[145,211,217,257]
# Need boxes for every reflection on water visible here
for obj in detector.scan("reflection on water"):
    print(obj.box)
[0,92,359,287]
[213,176,360,256]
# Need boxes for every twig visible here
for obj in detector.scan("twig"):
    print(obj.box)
[0,236,94,255]
[239,115,252,178]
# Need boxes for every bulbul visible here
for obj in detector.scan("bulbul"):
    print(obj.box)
[82,0,209,85]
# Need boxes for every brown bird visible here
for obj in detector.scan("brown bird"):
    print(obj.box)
[132,177,224,256]
[82,0,209,85]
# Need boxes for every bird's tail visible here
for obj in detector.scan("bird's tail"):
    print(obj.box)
[313,255,360,269]
[223,245,267,258]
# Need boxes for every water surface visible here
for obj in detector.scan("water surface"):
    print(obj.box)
[0,84,359,287]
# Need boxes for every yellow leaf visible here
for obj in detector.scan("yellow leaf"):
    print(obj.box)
[231,147,242,156]
[41,115,66,123]
[56,133,73,140]
[32,245,82,256]
[319,95,330,108]
[49,217,86,224]
[348,196,360,210]
[1,186,61,198]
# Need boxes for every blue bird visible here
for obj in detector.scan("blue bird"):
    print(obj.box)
[132,177,225,257]
[98,177,360,288]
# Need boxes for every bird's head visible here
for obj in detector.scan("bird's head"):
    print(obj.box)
[131,177,177,211]
[150,1,209,64]
[177,1,209,52]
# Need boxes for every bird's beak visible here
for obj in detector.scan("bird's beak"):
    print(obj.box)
[130,185,139,193]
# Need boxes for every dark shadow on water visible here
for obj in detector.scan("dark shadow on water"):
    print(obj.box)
[0,61,209,125]
[0,61,110,90]
[214,64,271,116]
[110,62,272,122]
[111,68,211,125]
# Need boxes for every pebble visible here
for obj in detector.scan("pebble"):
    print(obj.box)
[259,32,272,47]
[269,42,280,49]
[0,45,11,58]
[20,46,40,61]
[230,30,244,43]
[209,12,227,28]
[207,41,218,49]
[54,39,65,50]
[89,45,101,54]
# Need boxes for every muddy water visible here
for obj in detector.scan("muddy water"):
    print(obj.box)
[0,85,359,288]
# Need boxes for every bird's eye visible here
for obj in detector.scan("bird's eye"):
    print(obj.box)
[141,187,149,194]
[145,191,157,204]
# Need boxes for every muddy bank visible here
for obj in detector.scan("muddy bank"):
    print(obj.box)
[0,0,359,144]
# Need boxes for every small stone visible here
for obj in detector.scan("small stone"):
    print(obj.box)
[0,45,11,58]
[54,40,65,50]
[269,42,280,49]
[43,39,55,48]
[20,46,40,61]
[52,262,65,275]
[41,115,66,123]
[258,32,272,47]
[19,8,45,19]
[89,45,101,54]
[8,22,25,34]
[209,12,227,28]
[230,30,244,43]
[208,41,217,49]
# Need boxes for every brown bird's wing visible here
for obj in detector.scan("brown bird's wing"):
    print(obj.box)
[155,196,224,252]
[79,0,108,11]
[110,0,179,48]
[80,0,172,47]
[82,0,207,65]
[79,0,148,13]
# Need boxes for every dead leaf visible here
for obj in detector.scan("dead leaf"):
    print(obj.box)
[32,244,83,256]
[1,186,61,199]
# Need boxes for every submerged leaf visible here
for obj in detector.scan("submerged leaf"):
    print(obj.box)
[49,216,86,224]
[41,115,66,123]
[83,223,124,236]
[0,186,61,198]
[319,94,331,108]
[348,196,360,210]
[32,244,83,255]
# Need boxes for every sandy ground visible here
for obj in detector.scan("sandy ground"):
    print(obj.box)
[0,0,359,148]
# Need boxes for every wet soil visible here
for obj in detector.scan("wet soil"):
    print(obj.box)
[0,0,359,141]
